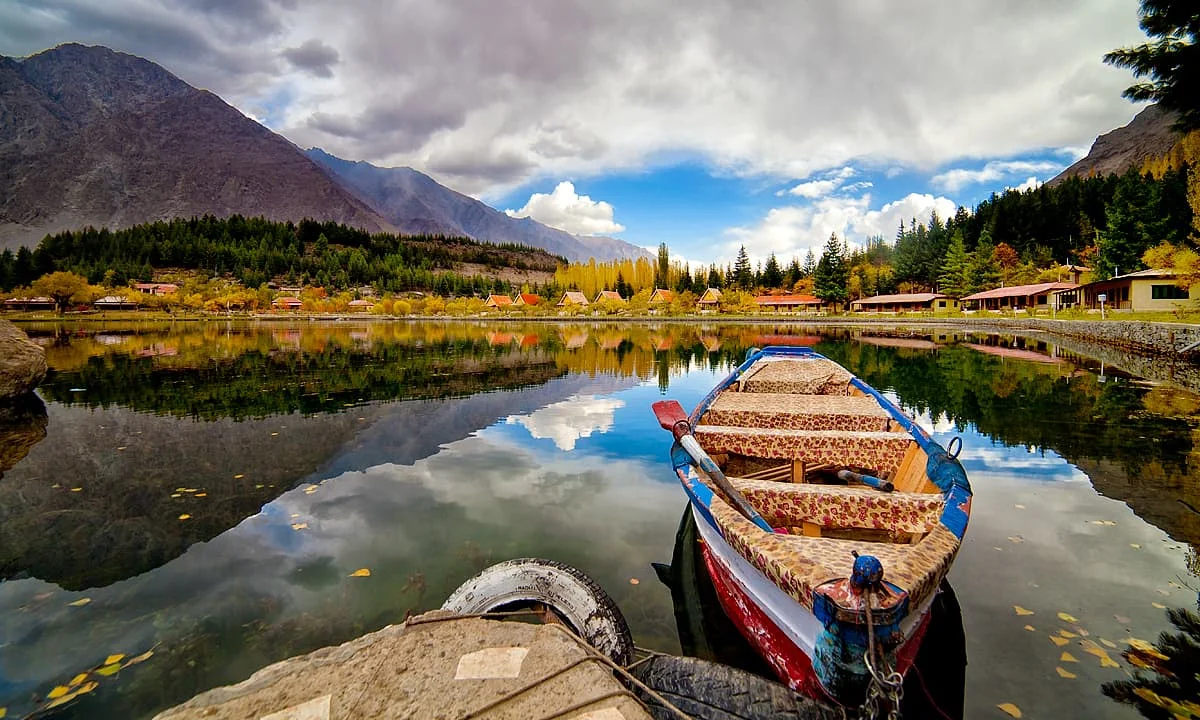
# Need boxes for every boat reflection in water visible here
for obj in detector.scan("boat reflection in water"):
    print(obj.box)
[654,506,967,719]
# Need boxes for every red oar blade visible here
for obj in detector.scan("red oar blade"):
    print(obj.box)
[652,400,688,434]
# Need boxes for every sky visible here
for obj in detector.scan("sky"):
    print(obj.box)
[0,0,1152,266]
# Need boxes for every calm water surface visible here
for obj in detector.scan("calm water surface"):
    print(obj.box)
[0,321,1196,719]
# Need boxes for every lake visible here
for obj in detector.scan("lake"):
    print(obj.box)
[1,320,1196,719]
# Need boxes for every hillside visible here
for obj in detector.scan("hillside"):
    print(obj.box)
[0,44,393,251]
[305,149,652,262]
[1050,104,1181,184]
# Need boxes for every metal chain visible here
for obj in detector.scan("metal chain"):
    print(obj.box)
[858,587,904,720]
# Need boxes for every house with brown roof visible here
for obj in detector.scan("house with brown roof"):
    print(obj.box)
[697,288,723,307]
[272,296,304,310]
[960,282,1077,311]
[557,291,590,306]
[648,288,674,304]
[347,299,375,312]
[754,294,824,312]
[484,294,514,308]
[94,295,139,310]
[133,282,179,296]
[851,293,957,313]
[1070,268,1199,312]
[3,296,56,311]
[593,290,624,303]
[514,293,541,306]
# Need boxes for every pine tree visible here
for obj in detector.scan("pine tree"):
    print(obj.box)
[1104,0,1200,132]
[938,230,971,298]
[733,245,753,289]
[813,233,849,306]
[762,253,784,288]
[655,242,671,289]
[802,249,816,278]
[785,258,802,288]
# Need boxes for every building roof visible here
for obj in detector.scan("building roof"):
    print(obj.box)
[516,293,541,305]
[485,294,513,305]
[95,295,137,305]
[594,290,624,302]
[649,288,674,302]
[1109,268,1177,280]
[698,287,723,302]
[4,296,54,303]
[558,291,590,305]
[960,282,1077,301]
[348,299,375,307]
[273,296,303,305]
[755,294,821,305]
[853,293,947,305]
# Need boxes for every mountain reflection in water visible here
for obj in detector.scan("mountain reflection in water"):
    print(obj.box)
[0,320,1196,720]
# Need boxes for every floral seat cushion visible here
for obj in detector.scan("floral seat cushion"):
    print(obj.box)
[695,426,913,477]
[729,477,944,534]
[703,392,893,432]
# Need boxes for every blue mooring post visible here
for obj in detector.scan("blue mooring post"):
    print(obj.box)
[850,554,884,591]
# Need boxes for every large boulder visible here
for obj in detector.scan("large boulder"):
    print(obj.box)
[0,320,47,398]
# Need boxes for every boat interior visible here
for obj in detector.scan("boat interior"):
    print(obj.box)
[693,356,959,609]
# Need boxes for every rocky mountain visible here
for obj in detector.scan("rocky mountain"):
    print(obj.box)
[305,149,651,262]
[0,44,394,251]
[1049,104,1181,184]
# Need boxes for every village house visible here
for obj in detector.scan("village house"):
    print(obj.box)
[132,282,179,296]
[960,282,1077,312]
[696,287,723,309]
[514,293,541,306]
[484,294,514,309]
[347,299,375,312]
[851,293,957,313]
[556,291,590,307]
[593,290,624,303]
[3,296,56,311]
[94,295,139,310]
[648,288,674,304]
[272,296,303,310]
[1069,268,1199,312]
[754,294,824,313]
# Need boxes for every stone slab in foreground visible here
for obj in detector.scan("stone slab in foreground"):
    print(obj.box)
[153,611,651,720]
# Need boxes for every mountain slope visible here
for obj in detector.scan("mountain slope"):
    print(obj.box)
[0,44,393,250]
[1050,104,1181,184]
[306,148,652,262]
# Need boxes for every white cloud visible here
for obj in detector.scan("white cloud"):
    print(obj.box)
[504,181,625,236]
[778,166,858,198]
[505,394,625,451]
[1010,176,1042,192]
[724,191,958,264]
[930,160,1064,192]
[0,1,1146,196]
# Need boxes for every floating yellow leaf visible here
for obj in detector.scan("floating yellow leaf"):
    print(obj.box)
[175,487,188,492]
[1050,636,1070,647]
[46,681,97,709]
[195,493,207,498]
[122,649,154,667]
[1083,646,1121,668]
[1152,602,1167,609]
[1055,666,1077,679]
[69,673,88,686]
[1,706,7,717]
[304,485,318,494]
[1013,606,1034,616]
[234,474,244,479]
[1023,625,1036,632]
[997,703,1022,718]
[1125,638,1169,660]
[629,578,640,585]
[1101,638,1117,649]
[1058,612,1079,623]
[270,432,279,436]
[170,493,181,498]
[1061,651,1078,663]
[47,686,70,699]
[1130,543,1141,549]
[95,664,121,676]
[291,523,308,531]
[178,514,191,520]
[117,446,126,451]
[349,568,371,577]
[1014,504,1025,509]
[1008,536,1024,543]
[1058,629,1078,639]
[70,487,83,492]
[103,653,125,665]
[67,598,91,607]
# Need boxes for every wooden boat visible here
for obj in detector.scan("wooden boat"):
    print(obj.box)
[653,346,972,708]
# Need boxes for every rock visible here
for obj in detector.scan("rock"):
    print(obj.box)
[0,393,47,478]
[0,319,47,398]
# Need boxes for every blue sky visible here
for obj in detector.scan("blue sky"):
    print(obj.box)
[0,0,1150,266]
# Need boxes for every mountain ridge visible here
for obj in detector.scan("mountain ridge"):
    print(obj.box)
[1049,104,1182,185]
[304,148,651,262]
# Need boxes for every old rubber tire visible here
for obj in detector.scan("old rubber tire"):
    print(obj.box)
[629,654,840,720]
[442,558,634,665]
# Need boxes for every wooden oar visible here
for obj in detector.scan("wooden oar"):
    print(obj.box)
[652,400,774,532]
